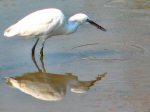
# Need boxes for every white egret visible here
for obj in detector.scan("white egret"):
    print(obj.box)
[4,8,106,72]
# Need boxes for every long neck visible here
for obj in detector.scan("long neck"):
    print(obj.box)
[64,20,80,34]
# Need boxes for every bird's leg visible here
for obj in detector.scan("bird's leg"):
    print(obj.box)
[32,38,42,72]
[40,39,46,72]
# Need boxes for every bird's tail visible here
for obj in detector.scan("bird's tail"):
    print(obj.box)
[4,24,19,37]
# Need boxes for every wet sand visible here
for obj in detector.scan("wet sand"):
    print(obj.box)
[0,0,150,112]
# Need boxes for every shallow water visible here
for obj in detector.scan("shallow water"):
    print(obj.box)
[0,0,150,112]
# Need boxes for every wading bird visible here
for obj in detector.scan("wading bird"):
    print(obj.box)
[4,8,106,72]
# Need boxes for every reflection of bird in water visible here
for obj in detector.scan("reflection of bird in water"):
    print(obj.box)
[6,72,106,101]
[4,8,106,72]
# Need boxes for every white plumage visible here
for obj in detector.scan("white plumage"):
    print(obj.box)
[4,8,106,72]
[4,9,66,39]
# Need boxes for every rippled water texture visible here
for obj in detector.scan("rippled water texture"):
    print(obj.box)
[0,0,150,112]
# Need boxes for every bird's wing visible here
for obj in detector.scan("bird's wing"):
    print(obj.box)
[5,9,65,37]
[18,9,63,36]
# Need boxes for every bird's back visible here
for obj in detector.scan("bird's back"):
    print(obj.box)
[4,8,66,38]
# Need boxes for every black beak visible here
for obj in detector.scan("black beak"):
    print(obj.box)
[87,19,106,32]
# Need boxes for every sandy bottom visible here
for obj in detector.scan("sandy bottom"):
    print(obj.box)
[0,0,150,112]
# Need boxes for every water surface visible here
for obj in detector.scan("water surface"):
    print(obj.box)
[0,0,150,112]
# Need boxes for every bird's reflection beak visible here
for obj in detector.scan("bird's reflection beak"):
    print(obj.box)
[87,19,106,32]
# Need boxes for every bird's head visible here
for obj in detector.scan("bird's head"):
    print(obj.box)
[69,13,106,31]
[69,13,89,24]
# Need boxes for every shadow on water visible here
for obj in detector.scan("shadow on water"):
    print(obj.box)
[5,71,106,101]
[5,51,106,101]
